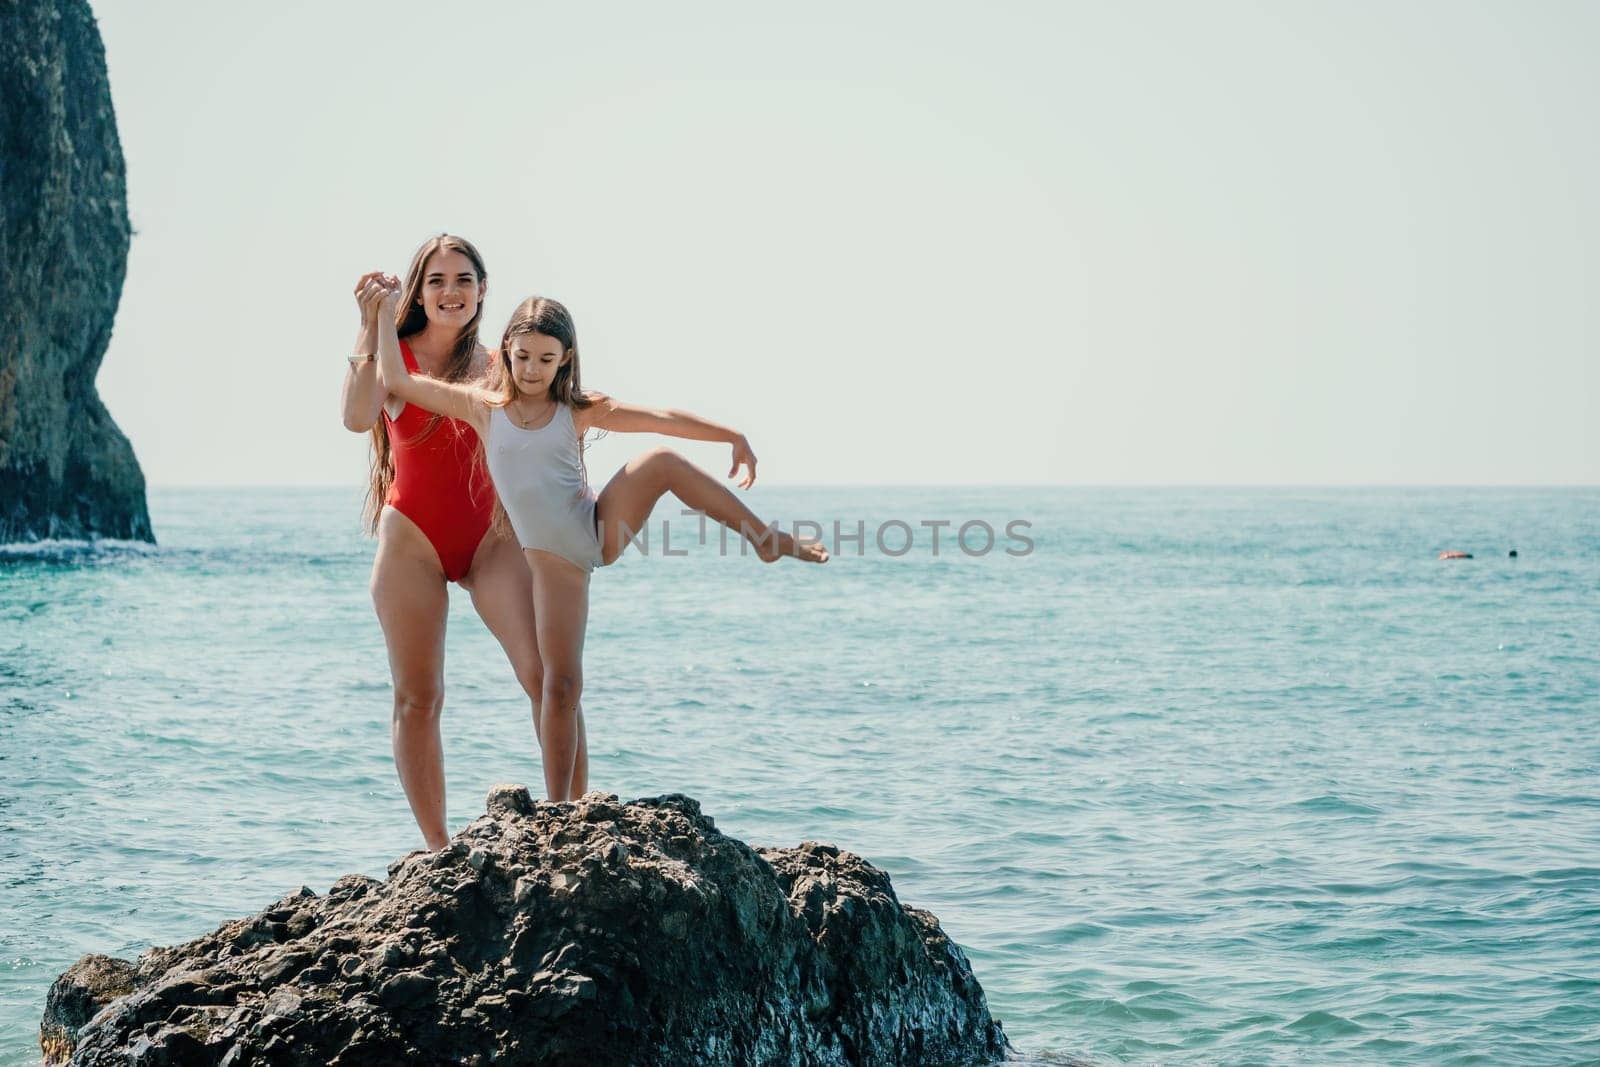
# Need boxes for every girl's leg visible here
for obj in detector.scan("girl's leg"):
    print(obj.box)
[593,447,829,567]
[463,532,589,797]
[371,510,452,850]
[525,550,591,802]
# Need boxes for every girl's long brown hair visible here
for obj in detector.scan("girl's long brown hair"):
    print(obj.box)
[487,296,595,413]
[363,234,488,534]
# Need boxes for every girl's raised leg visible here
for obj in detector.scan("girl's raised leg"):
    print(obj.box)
[526,550,591,802]
[371,512,452,851]
[594,447,828,566]
[463,533,590,797]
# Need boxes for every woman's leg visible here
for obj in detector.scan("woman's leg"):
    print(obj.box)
[525,550,591,802]
[462,531,590,797]
[371,508,452,850]
[594,447,829,566]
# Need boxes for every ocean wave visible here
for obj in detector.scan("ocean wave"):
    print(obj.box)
[0,537,158,559]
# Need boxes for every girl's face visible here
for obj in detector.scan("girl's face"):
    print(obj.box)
[418,249,484,328]
[508,331,567,398]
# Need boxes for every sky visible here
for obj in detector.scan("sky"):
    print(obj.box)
[88,0,1596,487]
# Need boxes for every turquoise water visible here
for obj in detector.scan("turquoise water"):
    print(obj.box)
[2,487,1597,1065]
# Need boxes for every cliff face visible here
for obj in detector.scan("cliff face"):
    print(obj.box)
[0,0,152,544]
[43,789,1012,1066]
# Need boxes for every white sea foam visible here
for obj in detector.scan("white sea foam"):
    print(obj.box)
[0,537,157,557]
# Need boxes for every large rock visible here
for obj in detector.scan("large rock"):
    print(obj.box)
[43,790,1012,1065]
[0,0,152,544]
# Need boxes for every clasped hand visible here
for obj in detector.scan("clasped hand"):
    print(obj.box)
[353,271,402,322]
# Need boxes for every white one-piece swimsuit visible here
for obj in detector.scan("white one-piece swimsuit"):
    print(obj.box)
[487,404,605,573]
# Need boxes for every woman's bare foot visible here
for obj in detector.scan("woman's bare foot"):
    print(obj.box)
[755,527,830,564]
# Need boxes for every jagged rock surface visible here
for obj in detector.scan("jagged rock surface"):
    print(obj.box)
[43,789,1011,1066]
[0,0,152,543]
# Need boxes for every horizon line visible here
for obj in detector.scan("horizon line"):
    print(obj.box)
[143,482,1600,491]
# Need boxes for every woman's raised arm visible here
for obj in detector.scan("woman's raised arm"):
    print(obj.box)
[340,270,387,432]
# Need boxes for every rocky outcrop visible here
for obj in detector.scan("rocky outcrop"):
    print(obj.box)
[40,955,136,1065]
[43,789,1011,1066]
[0,0,152,544]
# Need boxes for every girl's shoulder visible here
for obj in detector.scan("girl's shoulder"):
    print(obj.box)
[570,389,611,434]
[573,389,611,418]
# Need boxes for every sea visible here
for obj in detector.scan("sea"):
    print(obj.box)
[1,487,1596,1066]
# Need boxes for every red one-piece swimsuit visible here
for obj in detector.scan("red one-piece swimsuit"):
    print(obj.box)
[383,340,495,582]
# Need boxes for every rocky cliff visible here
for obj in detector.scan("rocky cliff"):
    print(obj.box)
[43,788,1012,1066]
[0,0,152,544]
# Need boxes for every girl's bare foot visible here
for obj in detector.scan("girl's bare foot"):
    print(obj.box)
[755,527,830,564]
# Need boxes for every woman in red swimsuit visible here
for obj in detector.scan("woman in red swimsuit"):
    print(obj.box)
[341,234,588,850]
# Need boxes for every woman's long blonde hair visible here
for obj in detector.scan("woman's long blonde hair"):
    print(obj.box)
[362,234,488,534]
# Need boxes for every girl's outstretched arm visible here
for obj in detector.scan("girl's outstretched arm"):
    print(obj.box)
[580,394,759,488]
[373,277,491,438]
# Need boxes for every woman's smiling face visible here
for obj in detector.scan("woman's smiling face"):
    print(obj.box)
[418,249,483,328]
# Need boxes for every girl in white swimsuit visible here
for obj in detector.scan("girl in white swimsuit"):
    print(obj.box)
[369,280,828,802]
